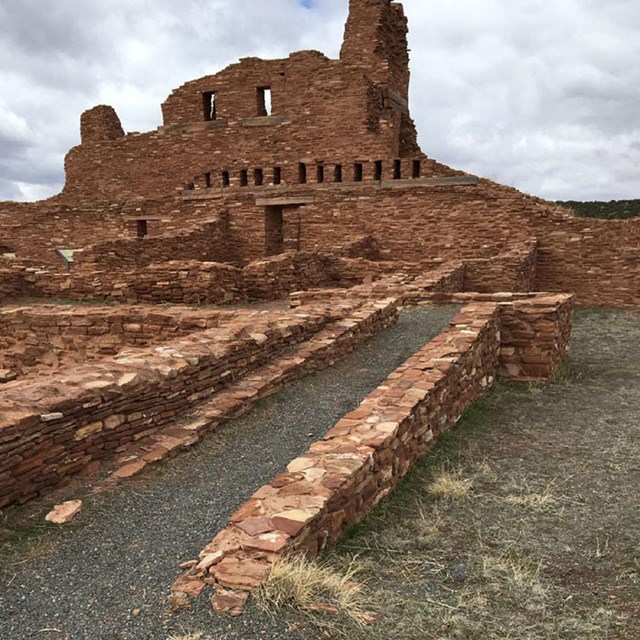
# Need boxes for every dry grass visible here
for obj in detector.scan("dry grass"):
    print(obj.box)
[427,466,474,500]
[505,481,556,511]
[481,552,546,597]
[256,555,372,625]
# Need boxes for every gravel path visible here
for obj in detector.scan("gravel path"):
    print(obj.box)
[0,305,457,640]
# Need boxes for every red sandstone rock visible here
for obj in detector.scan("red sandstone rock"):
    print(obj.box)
[196,551,224,572]
[45,500,82,524]
[113,460,147,479]
[212,557,271,591]
[171,575,206,598]
[235,517,274,537]
[211,589,249,613]
[271,509,317,537]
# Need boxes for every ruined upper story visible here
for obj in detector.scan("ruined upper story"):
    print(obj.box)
[62,0,421,202]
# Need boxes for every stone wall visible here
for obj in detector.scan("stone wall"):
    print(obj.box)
[0,201,134,267]
[173,293,574,610]
[464,241,538,293]
[0,268,24,302]
[73,218,235,272]
[220,179,639,306]
[289,263,465,307]
[16,248,393,306]
[61,0,417,203]
[0,305,236,379]
[0,299,398,508]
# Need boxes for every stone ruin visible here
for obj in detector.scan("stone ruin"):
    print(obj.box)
[0,0,637,615]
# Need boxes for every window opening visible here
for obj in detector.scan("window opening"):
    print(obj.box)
[316,164,325,183]
[354,162,363,182]
[412,159,421,179]
[257,87,272,116]
[374,160,383,181]
[240,169,248,187]
[334,164,343,183]
[393,159,402,180]
[222,171,230,187]
[254,168,264,186]
[204,172,211,188]
[137,220,148,238]
[203,91,217,121]
[273,167,282,185]
[298,163,307,184]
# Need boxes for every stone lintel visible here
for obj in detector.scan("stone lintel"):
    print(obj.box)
[255,196,316,207]
[242,116,295,128]
[381,176,478,189]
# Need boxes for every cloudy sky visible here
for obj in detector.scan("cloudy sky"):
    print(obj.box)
[0,0,638,202]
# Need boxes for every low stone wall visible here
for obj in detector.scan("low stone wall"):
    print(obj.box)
[0,305,238,379]
[0,299,398,508]
[17,250,394,306]
[464,241,538,293]
[497,295,573,380]
[73,218,235,273]
[172,294,574,611]
[0,268,25,302]
[104,299,400,482]
[289,263,465,307]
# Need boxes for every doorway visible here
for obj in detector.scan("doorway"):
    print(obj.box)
[265,206,284,255]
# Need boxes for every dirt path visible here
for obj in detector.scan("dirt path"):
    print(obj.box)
[0,306,457,640]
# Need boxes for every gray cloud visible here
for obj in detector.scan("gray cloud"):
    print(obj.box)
[0,0,638,202]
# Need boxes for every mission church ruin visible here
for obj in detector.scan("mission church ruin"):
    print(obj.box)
[0,0,638,613]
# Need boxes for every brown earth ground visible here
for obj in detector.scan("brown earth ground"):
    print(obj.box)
[260,307,640,640]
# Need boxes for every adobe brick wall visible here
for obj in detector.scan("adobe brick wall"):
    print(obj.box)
[174,293,573,609]
[0,298,398,509]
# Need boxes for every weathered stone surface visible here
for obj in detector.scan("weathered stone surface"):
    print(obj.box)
[0,369,17,383]
[211,589,249,613]
[45,500,82,524]
[212,558,271,590]
[112,460,147,479]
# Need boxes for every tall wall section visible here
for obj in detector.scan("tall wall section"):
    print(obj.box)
[60,0,418,203]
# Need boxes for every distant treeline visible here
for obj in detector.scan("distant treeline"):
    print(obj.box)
[557,200,640,220]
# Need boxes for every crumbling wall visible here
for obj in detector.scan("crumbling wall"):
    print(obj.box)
[175,293,574,609]
[73,218,236,272]
[0,201,136,266]
[0,299,398,508]
[0,268,24,302]
[61,1,419,202]
[464,241,538,293]
[0,305,231,379]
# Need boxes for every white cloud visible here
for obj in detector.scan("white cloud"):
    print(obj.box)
[0,0,638,201]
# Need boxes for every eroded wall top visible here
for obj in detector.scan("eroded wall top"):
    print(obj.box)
[61,0,419,202]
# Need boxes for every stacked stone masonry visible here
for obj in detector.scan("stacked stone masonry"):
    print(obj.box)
[0,1,637,306]
[0,305,257,380]
[0,298,398,509]
[172,293,573,611]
